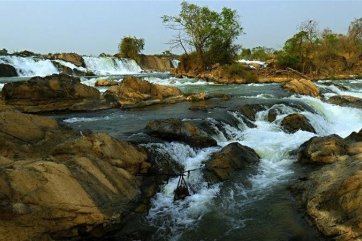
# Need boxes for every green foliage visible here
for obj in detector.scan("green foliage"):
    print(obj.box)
[162,1,242,70]
[240,46,274,61]
[222,63,258,82]
[118,36,144,60]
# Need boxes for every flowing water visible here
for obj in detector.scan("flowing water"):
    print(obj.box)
[47,75,362,241]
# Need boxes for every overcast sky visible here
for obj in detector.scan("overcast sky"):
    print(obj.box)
[1,0,361,55]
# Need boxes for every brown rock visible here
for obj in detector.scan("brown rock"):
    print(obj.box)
[0,111,152,241]
[204,142,260,182]
[2,74,106,112]
[238,104,266,121]
[95,79,119,86]
[328,95,362,108]
[267,109,278,122]
[104,76,183,108]
[145,118,217,148]
[49,53,85,67]
[298,135,348,165]
[0,64,17,77]
[137,54,172,71]
[282,79,320,97]
[281,113,316,133]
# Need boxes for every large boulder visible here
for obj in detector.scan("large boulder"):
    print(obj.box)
[328,95,362,109]
[145,118,217,148]
[282,79,320,97]
[204,142,260,183]
[0,111,152,241]
[2,74,107,112]
[293,129,362,241]
[281,113,316,133]
[104,76,183,108]
[49,53,86,67]
[297,135,348,165]
[0,64,17,77]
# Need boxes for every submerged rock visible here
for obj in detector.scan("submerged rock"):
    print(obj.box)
[238,104,266,121]
[145,118,217,148]
[281,113,316,133]
[2,74,108,112]
[0,63,17,77]
[293,129,362,241]
[267,108,278,122]
[0,110,152,241]
[282,79,320,97]
[328,95,362,109]
[104,76,183,108]
[204,142,260,183]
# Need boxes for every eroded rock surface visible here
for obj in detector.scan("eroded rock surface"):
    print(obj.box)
[282,79,320,97]
[281,113,316,133]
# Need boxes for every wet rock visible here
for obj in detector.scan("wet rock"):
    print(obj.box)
[0,110,152,241]
[2,74,108,112]
[320,82,349,91]
[328,95,362,109]
[282,79,320,97]
[346,128,362,142]
[0,63,17,77]
[49,52,86,67]
[137,54,173,71]
[95,79,119,87]
[104,76,183,108]
[298,135,348,165]
[238,104,266,121]
[281,113,316,133]
[267,109,278,122]
[145,119,217,148]
[204,142,260,182]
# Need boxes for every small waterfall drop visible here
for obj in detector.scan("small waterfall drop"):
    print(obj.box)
[83,56,142,75]
[0,55,59,77]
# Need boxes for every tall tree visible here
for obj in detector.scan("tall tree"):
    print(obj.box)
[162,1,242,69]
[118,36,144,60]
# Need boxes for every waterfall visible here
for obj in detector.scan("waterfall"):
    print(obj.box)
[0,55,59,77]
[83,56,142,75]
[0,55,143,77]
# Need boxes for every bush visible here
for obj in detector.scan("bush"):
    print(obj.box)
[118,36,144,60]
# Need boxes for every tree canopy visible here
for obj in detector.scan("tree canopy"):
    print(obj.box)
[162,1,242,70]
[118,36,144,60]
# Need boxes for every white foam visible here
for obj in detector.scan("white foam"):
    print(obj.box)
[83,56,142,75]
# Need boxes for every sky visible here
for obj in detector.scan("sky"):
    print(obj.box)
[0,0,361,55]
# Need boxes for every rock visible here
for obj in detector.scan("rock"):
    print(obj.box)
[145,118,217,148]
[0,110,152,241]
[95,79,119,87]
[282,79,320,97]
[238,104,266,121]
[298,135,348,165]
[293,129,362,241]
[137,54,173,71]
[13,50,37,57]
[1,74,107,112]
[186,92,207,101]
[281,113,316,133]
[0,64,17,77]
[204,142,260,182]
[49,53,86,67]
[104,76,183,108]
[292,158,362,241]
[267,109,278,122]
[328,95,362,108]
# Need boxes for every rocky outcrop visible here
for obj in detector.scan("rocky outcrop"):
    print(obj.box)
[282,79,320,97]
[0,64,17,77]
[95,79,119,86]
[293,129,362,241]
[104,76,183,108]
[204,142,260,183]
[137,55,173,71]
[297,135,348,165]
[2,74,109,112]
[49,53,86,67]
[145,118,217,148]
[328,95,362,109]
[0,110,152,241]
[281,113,316,133]
[238,104,267,121]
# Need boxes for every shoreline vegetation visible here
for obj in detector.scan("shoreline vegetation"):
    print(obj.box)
[0,1,361,241]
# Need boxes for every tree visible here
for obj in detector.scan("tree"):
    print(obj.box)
[118,36,144,59]
[162,1,242,69]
